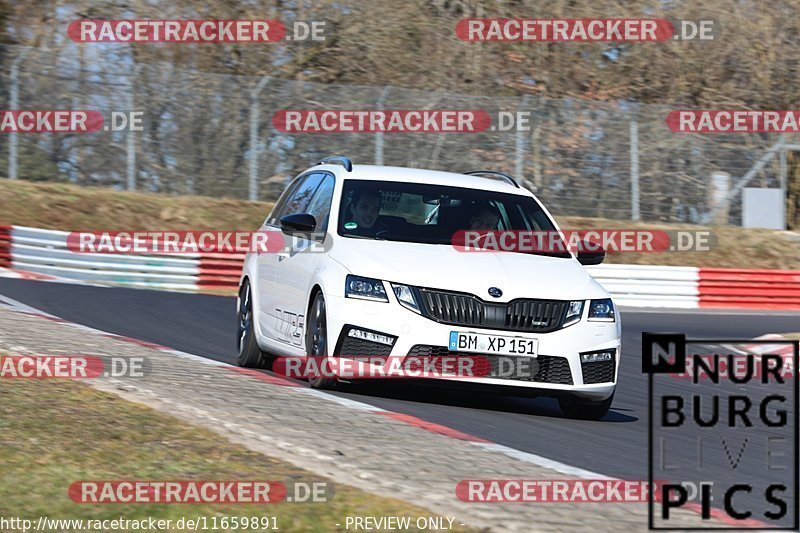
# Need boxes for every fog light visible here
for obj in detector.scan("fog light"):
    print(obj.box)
[347,328,394,346]
[581,350,614,363]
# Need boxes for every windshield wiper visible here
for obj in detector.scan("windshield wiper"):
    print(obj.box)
[527,250,572,258]
[343,233,386,240]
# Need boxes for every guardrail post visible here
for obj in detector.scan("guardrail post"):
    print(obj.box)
[249,76,271,202]
[125,64,143,192]
[779,134,787,229]
[8,48,31,180]
[630,119,640,221]
[515,95,531,181]
[375,86,391,165]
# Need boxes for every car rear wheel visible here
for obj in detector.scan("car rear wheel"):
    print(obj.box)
[558,393,614,420]
[306,292,337,390]
[237,280,270,369]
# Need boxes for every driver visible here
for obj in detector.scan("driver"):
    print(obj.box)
[345,189,383,231]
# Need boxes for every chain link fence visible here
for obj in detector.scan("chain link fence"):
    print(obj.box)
[0,44,790,224]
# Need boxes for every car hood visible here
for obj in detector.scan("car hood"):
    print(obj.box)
[329,238,609,301]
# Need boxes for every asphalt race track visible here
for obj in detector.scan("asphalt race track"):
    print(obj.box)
[2,277,798,520]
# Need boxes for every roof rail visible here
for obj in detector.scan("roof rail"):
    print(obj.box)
[463,170,520,188]
[318,156,353,172]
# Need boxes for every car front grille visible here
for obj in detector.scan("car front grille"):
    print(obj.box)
[407,345,573,385]
[417,289,568,333]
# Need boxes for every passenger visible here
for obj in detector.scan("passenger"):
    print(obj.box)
[467,203,501,230]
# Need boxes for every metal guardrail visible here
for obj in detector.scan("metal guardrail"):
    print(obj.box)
[585,264,700,309]
[1,225,798,308]
[7,226,201,290]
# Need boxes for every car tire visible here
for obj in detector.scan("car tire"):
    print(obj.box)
[306,292,337,390]
[236,280,270,369]
[558,393,614,420]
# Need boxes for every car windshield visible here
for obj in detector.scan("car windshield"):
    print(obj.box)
[337,179,570,257]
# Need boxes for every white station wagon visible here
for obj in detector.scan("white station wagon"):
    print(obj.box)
[238,156,621,419]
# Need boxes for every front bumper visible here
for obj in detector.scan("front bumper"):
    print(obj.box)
[325,292,621,401]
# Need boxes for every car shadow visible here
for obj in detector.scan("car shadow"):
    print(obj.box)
[330,379,639,423]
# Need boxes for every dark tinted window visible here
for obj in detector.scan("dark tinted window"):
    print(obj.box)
[337,179,566,256]
[267,173,324,225]
[265,178,302,226]
[305,174,335,232]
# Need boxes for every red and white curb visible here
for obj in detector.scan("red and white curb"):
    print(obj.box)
[0,293,778,527]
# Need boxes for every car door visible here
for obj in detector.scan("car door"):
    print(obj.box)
[273,172,335,352]
[256,173,323,343]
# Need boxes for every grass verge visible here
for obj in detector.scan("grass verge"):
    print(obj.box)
[0,377,470,532]
[0,180,270,232]
[2,179,800,270]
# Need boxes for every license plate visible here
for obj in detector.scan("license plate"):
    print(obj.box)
[448,331,538,357]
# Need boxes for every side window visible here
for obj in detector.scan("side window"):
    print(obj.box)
[305,174,335,232]
[266,178,302,226]
[267,173,324,225]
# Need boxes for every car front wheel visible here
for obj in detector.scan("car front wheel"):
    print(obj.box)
[306,292,337,390]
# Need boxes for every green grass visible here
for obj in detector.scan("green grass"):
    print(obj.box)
[558,216,800,271]
[0,377,471,532]
[0,180,272,232]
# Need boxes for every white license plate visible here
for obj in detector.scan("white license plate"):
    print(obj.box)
[448,331,538,357]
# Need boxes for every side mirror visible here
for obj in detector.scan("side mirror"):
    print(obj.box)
[280,213,316,235]
[576,240,605,265]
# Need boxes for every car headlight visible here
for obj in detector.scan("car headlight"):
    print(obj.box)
[588,298,615,321]
[563,300,584,327]
[391,283,421,314]
[345,275,388,302]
